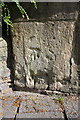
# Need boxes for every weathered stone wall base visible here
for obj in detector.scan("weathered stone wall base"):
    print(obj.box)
[0,37,11,92]
[0,38,10,81]
[9,3,80,94]
[12,21,78,94]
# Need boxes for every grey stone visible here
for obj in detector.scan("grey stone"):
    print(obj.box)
[19,100,35,113]
[12,20,78,92]
[0,37,10,83]
[0,83,12,94]
[63,96,78,118]
[0,40,7,48]
[18,93,63,118]
[1,91,79,119]
[2,95,21,118]
[0,56,7,61]
[0,61,10,79]
[0,47,7,57]
[0,98,3,120]
[9,3,79,94]
[16,112,64,118]
[60,85,70,93]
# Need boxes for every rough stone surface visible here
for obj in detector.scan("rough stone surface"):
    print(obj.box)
[63,96,78,119]
[10,3,79,94]
[0,97,2,120]
[1,95,19,118]
[0,38,10,86]
[16,112,63,118]
[0,82,12,94]
[0,91,79,119]
[18,94,63,117]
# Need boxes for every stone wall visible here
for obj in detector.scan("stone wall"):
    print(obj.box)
[8,3,80,94]
[0,37,10,84]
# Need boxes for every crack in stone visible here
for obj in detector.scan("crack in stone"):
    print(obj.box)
[63,110,68,120]
[77,65,80,79]
[70,58,72,81]
[59,100,68,120]
[53,98,69,120]
[23,36,28,87]
[14,97,22,120]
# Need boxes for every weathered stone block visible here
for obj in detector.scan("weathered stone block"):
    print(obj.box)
[10,3,79,94]
[0,38,10,82]
[63,96,78,118]
[0,47,7,58]
[0,61,10,79]
[0,39,7,48]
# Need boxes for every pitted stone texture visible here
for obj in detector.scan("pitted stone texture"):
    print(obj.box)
[0,97,2,120]
[1,95,20,118]
[63,96,78,119]
[0,82,12,94]
[1,91,79,119]
[17,94,64,118]
[0,38,7,47]
[12,21,78,92]
[0,38,7,61]
[0,38,10,83]
[0,61,10,78]
[11,3,79,93]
